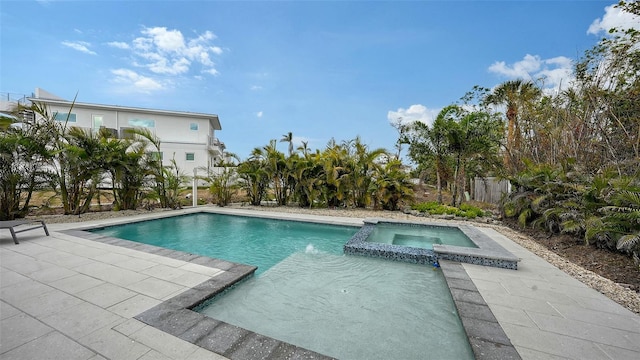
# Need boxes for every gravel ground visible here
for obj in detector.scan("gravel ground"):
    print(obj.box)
[30,204,640,315]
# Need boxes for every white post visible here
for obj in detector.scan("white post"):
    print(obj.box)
[193,168,198,208]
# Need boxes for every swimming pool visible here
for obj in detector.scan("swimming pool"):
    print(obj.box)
[90,213,474,359]
[90,213,356,275]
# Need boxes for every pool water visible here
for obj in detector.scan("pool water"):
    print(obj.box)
[366,223,478,249]
[91,213,474,359]
[200,252,473,359]
[91,213,356,275]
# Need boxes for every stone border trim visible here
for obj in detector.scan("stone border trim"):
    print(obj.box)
[440,260,521,360]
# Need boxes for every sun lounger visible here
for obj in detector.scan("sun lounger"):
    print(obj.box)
[0,219,50,244]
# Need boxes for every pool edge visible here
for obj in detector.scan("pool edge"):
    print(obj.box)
[439,260,521,360]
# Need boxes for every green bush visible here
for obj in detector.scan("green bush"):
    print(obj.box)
[411,201,484,218]
[459,203,485,218]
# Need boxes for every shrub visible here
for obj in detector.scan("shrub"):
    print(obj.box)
[411,201,484,218]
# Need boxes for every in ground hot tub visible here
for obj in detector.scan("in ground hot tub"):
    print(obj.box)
[344,218,519,269]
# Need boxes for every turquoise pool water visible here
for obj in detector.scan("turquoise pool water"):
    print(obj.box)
[201,252,473,359]
[90,213,356,275]
[366,223,478,249]
[90,213,474,359]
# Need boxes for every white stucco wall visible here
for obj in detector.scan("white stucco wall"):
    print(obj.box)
[33,99,223,186]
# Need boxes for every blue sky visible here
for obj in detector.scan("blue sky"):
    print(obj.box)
[1,1,636,160]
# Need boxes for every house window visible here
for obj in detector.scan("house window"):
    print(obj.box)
[92,115,103,132]
[186,153,195,161]
[128,118,155,128]
[190,123,198,131]
[54,112,77,122]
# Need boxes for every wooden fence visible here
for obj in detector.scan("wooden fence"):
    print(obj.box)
[473,177,511,204]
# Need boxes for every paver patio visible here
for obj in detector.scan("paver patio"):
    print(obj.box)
[0,207,639,359]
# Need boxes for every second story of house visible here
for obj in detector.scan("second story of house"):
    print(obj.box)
[30,88,222,151]
[1,88,228,177]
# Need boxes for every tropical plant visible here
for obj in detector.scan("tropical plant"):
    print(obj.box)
[372,159,414,211]
[237,148,269,206]
[485,79,542,173]
[407,111,452,204]
[157,157,188,209]
[342,137,387,208]
[290,154,324,208]
[263,140,291,205]
[412,201,484,218]
[0,110,53,220]
[208,166,239,207]
[407,104,503,206]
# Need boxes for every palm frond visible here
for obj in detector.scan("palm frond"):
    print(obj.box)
[617,233,640,251]
[560,219,584,234]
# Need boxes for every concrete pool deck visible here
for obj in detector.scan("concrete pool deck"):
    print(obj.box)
[1,207,639,359]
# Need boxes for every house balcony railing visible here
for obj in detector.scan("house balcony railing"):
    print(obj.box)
[208,136,225,155]
[0,92,31,105]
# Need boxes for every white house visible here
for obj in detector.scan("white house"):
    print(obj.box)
[7,88,227,180]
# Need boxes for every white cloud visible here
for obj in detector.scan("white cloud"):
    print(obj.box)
[123,26,223,76]
[387,104,440,126]
[107,41,130,49]
[148,56,191,75]
[106,26,223,93]
[111,68,163,93]
[61,41,96,55]
[140,27,185,52]
[250,85,263,91]
[588,3,640,35]
[488,54,541,79]
[202,68,220,76]
[256,111,263,118]
[488,54,574,92]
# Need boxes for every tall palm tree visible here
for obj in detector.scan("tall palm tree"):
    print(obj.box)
[280,131,294,157]
[485,80,541,171]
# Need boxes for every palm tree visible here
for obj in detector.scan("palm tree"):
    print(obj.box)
[485,80,541,172]
[373,159,414,211]
[297,140,310,158]
[407,105,459,204]
[0,104,54,219]
[280,131,294,157]
[237,148,269,206]
[343,137,387,208]
[321,138,348,207]
[263,140,289,205]
[447,110,503,206]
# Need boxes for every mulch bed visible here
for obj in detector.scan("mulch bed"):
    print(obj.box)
[505,219,640,293]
